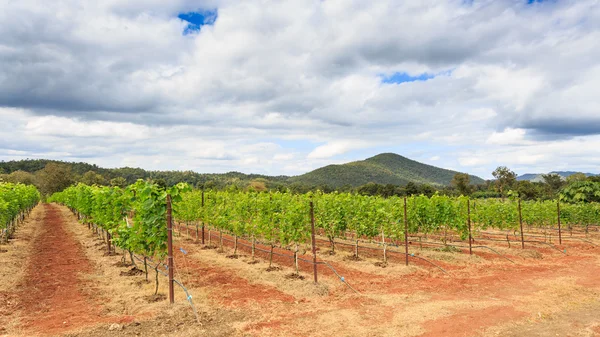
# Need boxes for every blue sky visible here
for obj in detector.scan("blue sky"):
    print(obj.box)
[178,10,218,35]
[1,0,600,179]
[381,72,436,84]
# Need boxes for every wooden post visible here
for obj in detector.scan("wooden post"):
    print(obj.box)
[201,190,205,244]
[557,200,562,245]
[381,227,387,264]
[518,198,525,249]
[166,195,175,304]
[310,201,318,284]
[467,198,472,255]
[404,197,409,266]
[107,232,112,254]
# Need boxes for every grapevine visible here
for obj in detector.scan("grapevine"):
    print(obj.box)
[0,182,40,242]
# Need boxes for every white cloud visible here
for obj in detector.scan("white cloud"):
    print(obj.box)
[1,0,600,177]
[25,116,152,139]
[308,140,371,159]
[458,157,490,167]
[273,153,294,161]
[486,128,527,145]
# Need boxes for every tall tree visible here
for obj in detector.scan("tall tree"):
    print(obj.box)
[405,182,419,196]
[492,166,517,199]
[36,163,74,195]
[248,179,267,192]
[80,171,106,186]
[542,173,564,196]
[110,177,128,188]
[588,175,600,183]
[451,173,471,195]
[357,182,381,196]
[5,170,36,185]
[418,184,436,197]
[560,181,600,203]
[515,180,542,200]
[566,172,587,183]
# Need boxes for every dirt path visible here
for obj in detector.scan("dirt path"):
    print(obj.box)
[0,204,44,335]
[12,204,105,335]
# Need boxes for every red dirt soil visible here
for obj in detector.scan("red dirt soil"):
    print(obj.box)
[14,204,126,336]
[174,243,296,308]
[420,306,524,337]
[173,222,600,336]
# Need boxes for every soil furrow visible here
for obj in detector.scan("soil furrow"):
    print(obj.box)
[16,204,102,336]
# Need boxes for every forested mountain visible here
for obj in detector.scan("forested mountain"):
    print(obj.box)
[289,153,484,188]
[0,159,288,189]
[0,153,484,191]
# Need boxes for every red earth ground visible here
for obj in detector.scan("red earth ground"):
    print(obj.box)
[172,222,600,336]
[2,204,136,336]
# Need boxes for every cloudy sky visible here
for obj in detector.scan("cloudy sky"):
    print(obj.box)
[1,0,599,179]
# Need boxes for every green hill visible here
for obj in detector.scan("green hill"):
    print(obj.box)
[1,153,484,189]
[289,153,484,187]
[0,159,289,188]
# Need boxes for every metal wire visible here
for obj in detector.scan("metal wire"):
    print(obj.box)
[178,225,364,293]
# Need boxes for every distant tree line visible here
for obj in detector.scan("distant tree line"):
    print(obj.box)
[0,159,289,195]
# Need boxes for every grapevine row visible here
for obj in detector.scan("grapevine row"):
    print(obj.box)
[176,190,600,257]
[49,183,600,267]
[48,181,190,293]
[0,182,40,242]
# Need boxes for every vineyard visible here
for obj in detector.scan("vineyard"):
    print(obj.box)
[0,182,40,242]
[171,190,600,269]
[2,181,600,336]
[49,183,600,271]
[47,181,191,297]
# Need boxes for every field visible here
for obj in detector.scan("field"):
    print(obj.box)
[1,203,600,336]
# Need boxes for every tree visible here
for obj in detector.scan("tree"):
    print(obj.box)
[203,180,217,190]
[80,171,106,186]
[357,182,381,196]
[153,178,167,190]
[566,172,587,183]
[248,180,267,192]
[451,173,471,195]
[35,163,74,195]
[492,166,517,199]
[541,173,564,197]
[5,170,36,185]
[588,176,600,183]
[560,181,600,203]
[110,177,127,188]
[515,181,541,200]
[418,184,436,197]
[405,182,419,196]
[381,184,396,198]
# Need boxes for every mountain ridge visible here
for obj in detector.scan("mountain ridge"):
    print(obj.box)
[289,153,485,187]
[517,171,597,182]
[1,153,485,188]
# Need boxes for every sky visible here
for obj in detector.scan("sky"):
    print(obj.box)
[1,0,600,179]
